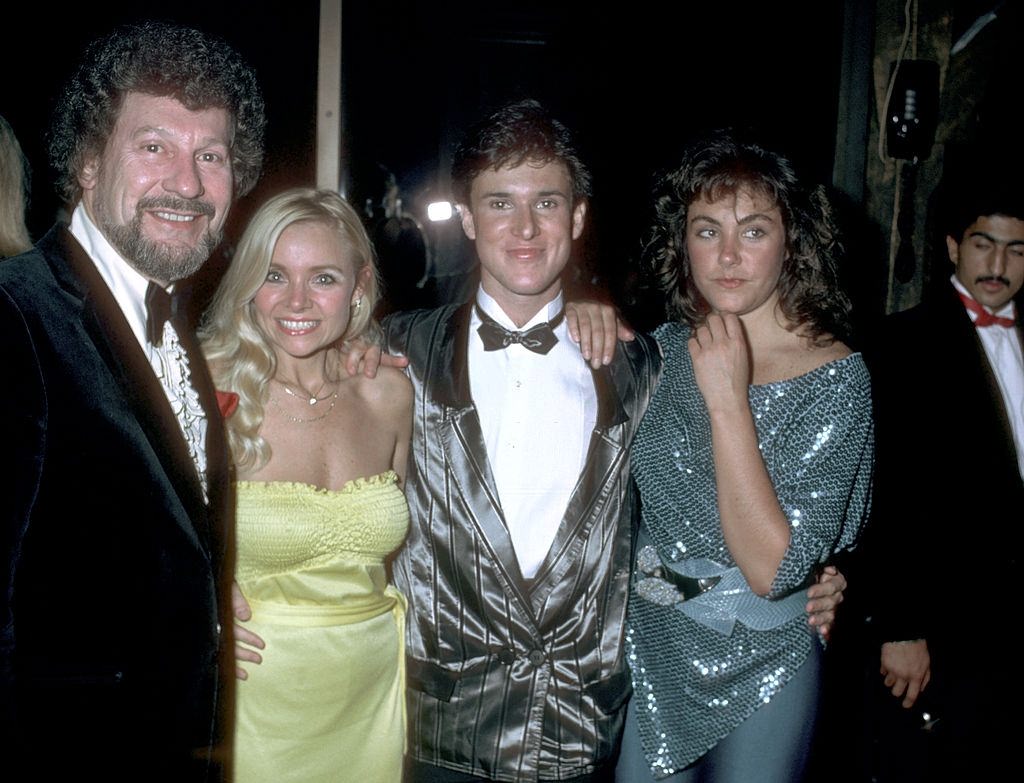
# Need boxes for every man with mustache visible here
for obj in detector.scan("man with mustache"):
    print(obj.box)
[0,20,264,781]
[863,164,1024,781]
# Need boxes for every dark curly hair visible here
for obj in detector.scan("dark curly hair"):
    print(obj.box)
[940,166,1024,241]
[451,99,591,206]
[48,20,266,204]
[642,128,851,344]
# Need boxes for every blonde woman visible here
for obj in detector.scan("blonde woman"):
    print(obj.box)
[200,187,412,782]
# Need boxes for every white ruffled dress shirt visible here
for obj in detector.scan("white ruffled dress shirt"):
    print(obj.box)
[70,204,209,496]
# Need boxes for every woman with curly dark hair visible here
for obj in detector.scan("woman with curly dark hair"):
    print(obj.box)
[612,129,873,783]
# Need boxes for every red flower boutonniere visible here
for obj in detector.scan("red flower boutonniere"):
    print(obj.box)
[215,390,239,419]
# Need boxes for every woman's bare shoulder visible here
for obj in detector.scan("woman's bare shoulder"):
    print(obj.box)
[352,364,412,409]
[814,337,852,363]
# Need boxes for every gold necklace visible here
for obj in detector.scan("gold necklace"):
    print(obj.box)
[277,378,333,406]
[269,390,339,423]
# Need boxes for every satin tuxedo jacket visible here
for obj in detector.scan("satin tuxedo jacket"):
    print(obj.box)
[863,282,1023,674]
[0,226,234,781]
[384,303,661,781]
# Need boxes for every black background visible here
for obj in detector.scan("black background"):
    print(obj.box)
[3,1,846,320]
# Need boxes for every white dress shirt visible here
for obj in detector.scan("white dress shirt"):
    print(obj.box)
[951,275,1024,479]
[469,288,598,578]
[70,204,208,495]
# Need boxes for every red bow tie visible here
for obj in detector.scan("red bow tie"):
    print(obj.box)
[958,291,1016,328]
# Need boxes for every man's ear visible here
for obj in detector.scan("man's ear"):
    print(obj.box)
[946,235,960,267]
[458,204,476,240]
[79,156,100,192]
[571,200,587,240]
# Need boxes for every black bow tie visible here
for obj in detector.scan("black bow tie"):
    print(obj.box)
[475,305,564,355]
[145,281,180,346]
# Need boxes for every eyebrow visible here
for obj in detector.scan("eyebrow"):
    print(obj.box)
[130,125,230,148]
[689,211,778,225]
[478,189,569,200]
[968,230,1024,247]
[266,262,346,272]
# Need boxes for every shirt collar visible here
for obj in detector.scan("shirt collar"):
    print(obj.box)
[950,273,1017,323]
[69,203,166,347]
[473,286,565,331]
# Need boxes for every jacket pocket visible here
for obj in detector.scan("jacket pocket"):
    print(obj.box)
[585,668,631,715]
[406,657,460,702]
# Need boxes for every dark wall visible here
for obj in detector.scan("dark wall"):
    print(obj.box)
[3,1,847,325]
[3,2,319,246]
[340,1,847,325]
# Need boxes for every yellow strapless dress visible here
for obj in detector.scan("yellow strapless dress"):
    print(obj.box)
[233,472,409,783]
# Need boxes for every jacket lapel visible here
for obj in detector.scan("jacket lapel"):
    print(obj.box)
[941,285,1020,469]
[529,362,630,605]
[434,301,634,614]
[434,304,530,591]
[49,228,213,554]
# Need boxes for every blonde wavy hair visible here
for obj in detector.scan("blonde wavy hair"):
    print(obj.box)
[200,187,381,471]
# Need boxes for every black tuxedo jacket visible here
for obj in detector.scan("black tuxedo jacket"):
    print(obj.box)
[0,225,234,781]
[862,283,1023,662]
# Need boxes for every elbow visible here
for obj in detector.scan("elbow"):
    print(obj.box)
[744,541,789,597]
[736,559,779,596]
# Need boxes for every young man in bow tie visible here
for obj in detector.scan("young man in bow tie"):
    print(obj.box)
[375,98,659,782]
[352,99,845,782]
[863,165,1024,781]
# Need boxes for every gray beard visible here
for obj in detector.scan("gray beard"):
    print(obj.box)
[101,210,220,284]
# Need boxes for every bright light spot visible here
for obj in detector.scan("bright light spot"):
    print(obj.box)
[427,201,454,221]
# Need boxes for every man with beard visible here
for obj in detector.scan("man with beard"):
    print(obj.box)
[0,21,264,781]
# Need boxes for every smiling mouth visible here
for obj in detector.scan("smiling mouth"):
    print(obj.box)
[138,196,215,224]
[152,211,199,223]
[278,319,319,331]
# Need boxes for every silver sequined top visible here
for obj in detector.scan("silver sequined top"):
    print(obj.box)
[626,321,874,777]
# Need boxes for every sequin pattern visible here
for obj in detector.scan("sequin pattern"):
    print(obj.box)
[626,321,873,776]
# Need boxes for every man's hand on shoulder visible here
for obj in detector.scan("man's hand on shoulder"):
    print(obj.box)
[338,333,408,379]
[564,300,635,369]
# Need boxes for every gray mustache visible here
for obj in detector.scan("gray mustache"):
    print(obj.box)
[137,196,215,219]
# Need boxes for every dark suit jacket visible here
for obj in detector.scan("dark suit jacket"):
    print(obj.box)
[384,303,661,781]
[862,282,1023,667]
[0,225,234,781]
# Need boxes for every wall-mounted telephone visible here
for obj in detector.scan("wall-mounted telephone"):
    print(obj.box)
[885,59,940,162]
